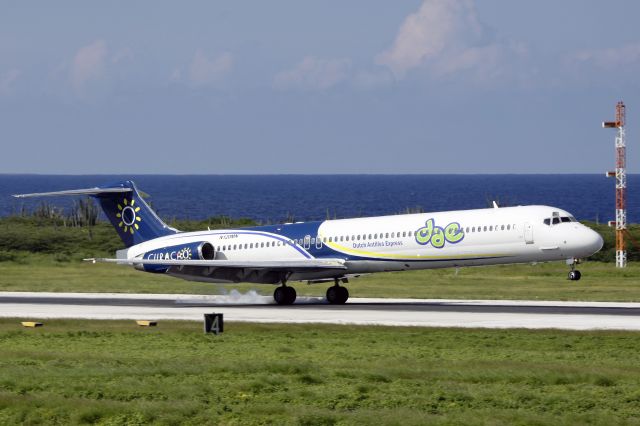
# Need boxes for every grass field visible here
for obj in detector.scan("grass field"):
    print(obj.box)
[1,254,640,302]
[1,319,640,425]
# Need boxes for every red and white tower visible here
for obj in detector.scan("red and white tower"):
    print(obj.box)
[603,101,627,268]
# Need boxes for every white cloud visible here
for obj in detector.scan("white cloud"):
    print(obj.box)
[377,0,483,78]
[568,43,640,70]
[376,0,526,85]
[274,56,351,90]
[188,50,233,86]
[71,40,108,93]
[353,68,394,89]
[0,68,20,95]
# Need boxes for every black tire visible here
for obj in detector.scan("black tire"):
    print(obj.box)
[573,270,581,281]
[568,271,581,281]
[274,287,286,304]
[274,286,296,305]
[284,286,297,304]
[326,286,349,304]
[337,286,349,304]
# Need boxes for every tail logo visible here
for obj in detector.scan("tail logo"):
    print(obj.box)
[116,198,142,234]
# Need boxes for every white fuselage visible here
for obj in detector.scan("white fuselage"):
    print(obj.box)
[119,205,604,284]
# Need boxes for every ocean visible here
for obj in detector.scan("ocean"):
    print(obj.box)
[0,174,638,224]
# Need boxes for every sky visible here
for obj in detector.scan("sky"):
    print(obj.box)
[0,0,639,174]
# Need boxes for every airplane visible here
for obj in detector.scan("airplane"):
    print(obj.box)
[14,180,604,305]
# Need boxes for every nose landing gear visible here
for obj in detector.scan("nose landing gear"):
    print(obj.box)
[567,258,582,281]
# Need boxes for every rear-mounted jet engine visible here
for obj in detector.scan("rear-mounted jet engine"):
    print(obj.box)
[136,242,215,272]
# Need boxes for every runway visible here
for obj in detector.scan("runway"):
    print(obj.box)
[2,292,640,330]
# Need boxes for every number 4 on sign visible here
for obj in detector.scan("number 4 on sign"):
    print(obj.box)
[204,313,224,334]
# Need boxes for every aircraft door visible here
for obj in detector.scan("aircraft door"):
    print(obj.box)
[524,223,534,244]
[303,235,311,249]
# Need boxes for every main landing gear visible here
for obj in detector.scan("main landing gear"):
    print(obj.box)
[326,278,349,305]
[273,277,351,305]
[274,283,296,305]
[567,258,582,281]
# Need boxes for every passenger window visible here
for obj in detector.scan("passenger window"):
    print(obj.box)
[501,225,504,230]
[483,226,487,232]
[472,227,475,232]
[489,226,493,231]
[507,225,510,230]
[386,233,390,238]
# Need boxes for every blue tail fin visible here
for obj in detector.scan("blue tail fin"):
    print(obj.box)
[94,181,176,247]
[14,180,178,248]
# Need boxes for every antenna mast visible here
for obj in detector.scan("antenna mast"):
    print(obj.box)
[603,101,627,268]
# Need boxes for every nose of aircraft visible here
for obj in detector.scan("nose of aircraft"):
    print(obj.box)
[583,228,604,256]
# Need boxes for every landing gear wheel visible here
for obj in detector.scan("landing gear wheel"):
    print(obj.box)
[326,285,349,304]
[568,270,582,281]
[274,285,296,305]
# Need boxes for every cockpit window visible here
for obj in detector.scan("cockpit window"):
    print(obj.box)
[544,215,577,226]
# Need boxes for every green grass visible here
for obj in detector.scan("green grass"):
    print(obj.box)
[1,319,640,425]
[1,255,639,302]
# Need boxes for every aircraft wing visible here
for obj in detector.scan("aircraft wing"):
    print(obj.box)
[85,257,347,272]
[13,187,131,198]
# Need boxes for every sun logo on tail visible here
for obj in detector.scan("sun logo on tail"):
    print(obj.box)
[116,198,142,234]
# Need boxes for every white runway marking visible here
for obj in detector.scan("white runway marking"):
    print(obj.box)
[2,292,640,330]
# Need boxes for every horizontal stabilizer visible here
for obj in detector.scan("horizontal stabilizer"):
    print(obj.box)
[13,187,131,198]
[85,257,347,270]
